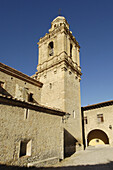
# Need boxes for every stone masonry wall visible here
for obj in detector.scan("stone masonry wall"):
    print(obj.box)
[0,103,63,167]
[38,62,83,152]
[84,105,113,146]
[0,69,41,103]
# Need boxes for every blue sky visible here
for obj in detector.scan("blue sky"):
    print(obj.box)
[0,0,113,106]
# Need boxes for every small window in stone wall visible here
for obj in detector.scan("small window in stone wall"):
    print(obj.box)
[19,140,31,157]
[24,109,29,120]
[28,93,33,102]
[97,114,104,123]
[49,83,52,89]
[84,116,88,124]
[73,110,75,119]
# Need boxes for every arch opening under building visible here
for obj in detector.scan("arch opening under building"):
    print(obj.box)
[87,129,109,146]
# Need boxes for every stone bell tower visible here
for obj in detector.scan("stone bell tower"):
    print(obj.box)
[36,16,83,150]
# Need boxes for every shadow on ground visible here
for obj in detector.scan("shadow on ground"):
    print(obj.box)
[1,162,113,170]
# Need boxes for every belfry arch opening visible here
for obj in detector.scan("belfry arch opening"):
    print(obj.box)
[87,129,109,146]
[48,41,54,56]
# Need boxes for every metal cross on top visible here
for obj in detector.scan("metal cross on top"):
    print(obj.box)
[58,8,61,16]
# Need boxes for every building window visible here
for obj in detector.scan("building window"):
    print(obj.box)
[19,140,31,157]
[96,139,99,143]
[97,114,104,123]
[70,44,72,57]
[24,109,29,120]
[28,93,33,102]
[49,83,52,89]
[48,41,54,56]
[73,110,75,119]
[84,116,88,124]
[69,71,72,75]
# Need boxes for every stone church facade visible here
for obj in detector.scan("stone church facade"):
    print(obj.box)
[0,16,113,167]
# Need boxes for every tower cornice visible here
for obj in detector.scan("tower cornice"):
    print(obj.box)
[37,52,81,76]
[38,24,80,48]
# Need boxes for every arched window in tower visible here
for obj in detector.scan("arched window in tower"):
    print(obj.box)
[70,44,73,57]
[48,41,54,56]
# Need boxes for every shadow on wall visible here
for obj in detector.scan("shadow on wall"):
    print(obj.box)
[1,162,113,170]
[0,86,12,97]
[64,129,78,158]
[81,108,86,149]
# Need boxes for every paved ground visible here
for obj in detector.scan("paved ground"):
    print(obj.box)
[40,145,113,170]
[55,145,113,167]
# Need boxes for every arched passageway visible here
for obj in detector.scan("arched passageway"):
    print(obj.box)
[87,129,109,146]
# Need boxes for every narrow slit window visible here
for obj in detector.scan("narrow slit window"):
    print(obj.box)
[73,110,75,119]
[49,83,52,89]
[70,44,72,57]
[84,116,88,124]
[24,109,29,120]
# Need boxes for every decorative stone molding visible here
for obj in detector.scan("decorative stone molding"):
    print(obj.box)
[37,52,82,77]
[38,22,80,48]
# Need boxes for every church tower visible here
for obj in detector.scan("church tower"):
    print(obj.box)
[36,16,83,151]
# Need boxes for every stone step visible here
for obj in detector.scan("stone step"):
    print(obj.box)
[27,157,59,167]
